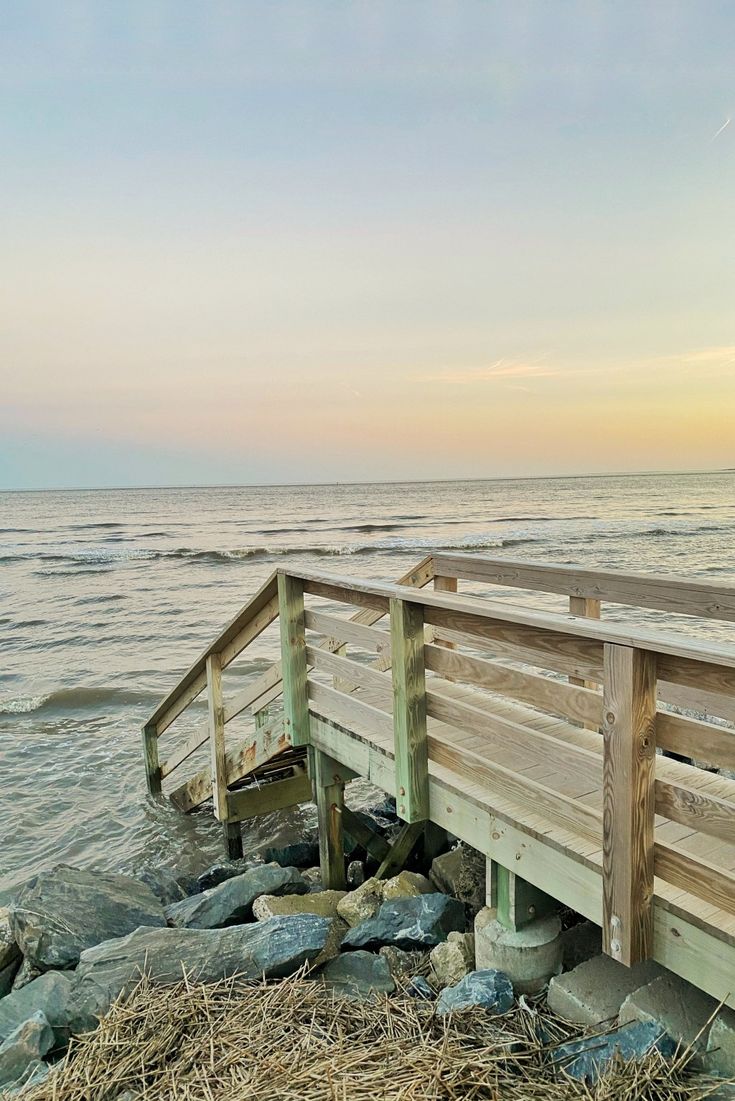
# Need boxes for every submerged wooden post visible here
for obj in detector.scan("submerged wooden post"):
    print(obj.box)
[141,723,161,795]
[390,597,429,823]
[278,573,310,747]
[207,652,228,821]
[310,748,347,890]
[602,643,657,966]
[222,819,243,860]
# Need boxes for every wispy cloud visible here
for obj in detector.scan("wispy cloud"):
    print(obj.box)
[649,345,735,375]
[710,117,731,142]
[421,358,560,385]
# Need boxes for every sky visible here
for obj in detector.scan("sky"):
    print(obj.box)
[0,1,734,490]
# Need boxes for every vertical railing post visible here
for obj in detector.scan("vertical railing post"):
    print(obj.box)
[278,573,310,747]
[569,595,602,729]
[433,575,457,649]
[309,747,347,890]
[602,642,657,965]
[207,652,229,822]
[390,597,429,823]
[141,723,161,795]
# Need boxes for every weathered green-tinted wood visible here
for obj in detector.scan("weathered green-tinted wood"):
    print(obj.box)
[390,597,429,823]
[496,865,557,931]
[278,573,309,747]
[375,821,425,880]
[226,769,311,821]
[342,805,391,863]
[485,857,498,909]
[222,819,243,859]
[206,653,228,821]
[310,747,347,890]
[602,643,657,966]
[141,723,161,795]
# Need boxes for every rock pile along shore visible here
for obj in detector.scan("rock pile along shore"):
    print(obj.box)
[0,805,732,1097]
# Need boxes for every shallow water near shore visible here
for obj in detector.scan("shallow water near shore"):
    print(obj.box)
[2,471,734,903]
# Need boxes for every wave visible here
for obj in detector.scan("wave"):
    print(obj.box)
[0,685,157,716]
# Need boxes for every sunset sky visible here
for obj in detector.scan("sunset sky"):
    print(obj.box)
[1,2,734,489]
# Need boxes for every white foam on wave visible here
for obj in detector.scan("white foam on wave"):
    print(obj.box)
[0,695,48,714]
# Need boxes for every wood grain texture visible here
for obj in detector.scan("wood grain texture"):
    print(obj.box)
[278,573,310,748]
[310,747,347,890]
[206,652,228,821]
[141,724,161,795]
[433,575,458,648]
[602,644,657,965]
[227,769,311,822]
[434,553,735,622]
[656,779,735,844]
[569,596,602,730]
[390,597,429,823]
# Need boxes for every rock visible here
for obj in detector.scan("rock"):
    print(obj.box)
[0,961,20,999]
[619,973,718,1054]
[8,865,166,972]
[68,915,331,1033]
[346,861,366,889]
[552,1020,676,1083]
[10,961,39,992]
[382,872,434,901]
[430,932,475,988]
[336,878,384,927]
[195,859,256,893]
[302,868,323,892]
[547,955,665,1026]
[0,972,74,1047]
[3,1058,50,1095]
[0,910,20,973]
[252,890,345,922]
[436,969,514,1016]
[407,976,434,1000]
[262,840,319,868]
[137,867,188,906]
[165,864,307,929]
[320,952,395,1000]
[706,1007,735,1078]
[378,947,428,981]
[0,1012,54,1090]
[560,921,602,971]
[342,894,465,952]
[430,845,485,914]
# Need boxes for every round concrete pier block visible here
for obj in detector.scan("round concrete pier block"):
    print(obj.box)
[474,909,563,995]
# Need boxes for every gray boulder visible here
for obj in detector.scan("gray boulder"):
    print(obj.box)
[0,909,20,972]
[552,1020,676,1083]
[0,972,74,1047]
[407,976,434,1000]
[67,915,330,1033]
[262,840,319,868]
[436,969,513,1016]
[430,845,485,914]
[137,867,188,906]
[8,866,166,972]
[195,859,256,893]
[0,1011,54,1090]
[342,894,465,952]
[0,961,20,999]
[165,864,307,929]
[10,960,39,992]
[320,952,395,999]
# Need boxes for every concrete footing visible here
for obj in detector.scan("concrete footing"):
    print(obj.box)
[474,908,563,995]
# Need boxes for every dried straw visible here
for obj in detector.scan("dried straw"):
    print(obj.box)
[15,971,729,1101]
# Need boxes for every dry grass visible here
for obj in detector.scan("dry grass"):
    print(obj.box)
[17,972,728,1101]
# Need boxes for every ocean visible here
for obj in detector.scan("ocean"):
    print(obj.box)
[1,471,734,903]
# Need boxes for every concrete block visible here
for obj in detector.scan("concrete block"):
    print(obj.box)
[475,909,562,995]
[619,973,718,1053]
[547,954,665,1026]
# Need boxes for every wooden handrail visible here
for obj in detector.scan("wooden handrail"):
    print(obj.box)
[433,553,735,622]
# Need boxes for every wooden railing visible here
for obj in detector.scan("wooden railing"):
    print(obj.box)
[142,553,735,968]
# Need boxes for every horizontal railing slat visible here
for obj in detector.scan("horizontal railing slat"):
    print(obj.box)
[433,553,735,622]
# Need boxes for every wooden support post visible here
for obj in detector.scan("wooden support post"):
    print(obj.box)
[390,597,429,823]
[602,643,657,966]
[141,723,161,796]
[342,806,391,864]
[485,856,498,910]
[310,748,347,890]
[278,573,309,747]
[222,819,243,860]
[375,821,425,880]
[207,652,228,821]
[433,576,457,649]
[496,865,557,931]
[569,596,601,729]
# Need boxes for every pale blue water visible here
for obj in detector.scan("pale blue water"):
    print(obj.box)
[1,472,734,901]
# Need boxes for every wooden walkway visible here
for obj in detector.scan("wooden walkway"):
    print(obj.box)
[141,553,735,1008]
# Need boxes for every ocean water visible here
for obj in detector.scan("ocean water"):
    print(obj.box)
[1,472,734,903]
